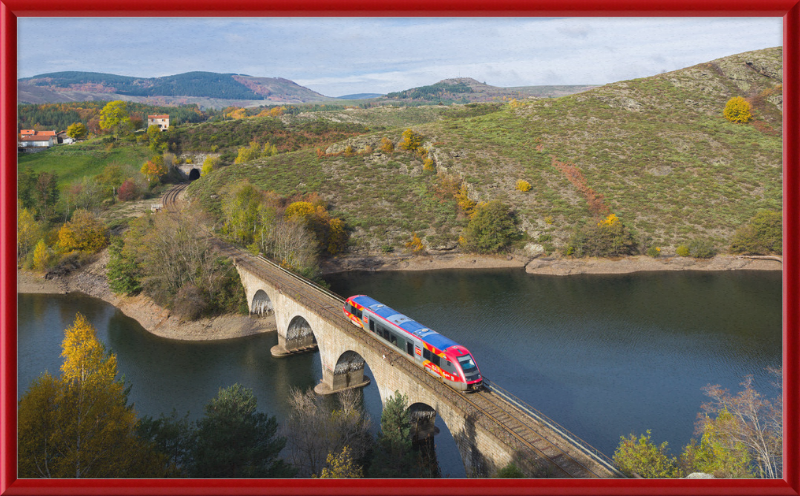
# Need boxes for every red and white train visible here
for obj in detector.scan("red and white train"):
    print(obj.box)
[343,295,483,392]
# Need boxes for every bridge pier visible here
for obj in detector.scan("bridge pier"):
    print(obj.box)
[315,350,371,395]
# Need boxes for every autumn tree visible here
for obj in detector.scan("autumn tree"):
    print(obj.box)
[398,128,423,151]
[17,201,43,262]
[613,430,683,478]
[681,409,754,478]
[380,137,394,153]
[189,384,295,478]
[235,140,264,164]
[283,388,372,478]
[141,156,168,184]
[66,122,88,140]
[32,238,50,271]
[723,97,752,124]
[315,446,363,479]
[201,156,219,177]
[117,179,141,202]
[147,124,167,153]
[99,100,132,139]
[18,314,166,478]
[64,177,104,217]
[95,163,128,200]
[57,209,108,253]
[697,371,782,478]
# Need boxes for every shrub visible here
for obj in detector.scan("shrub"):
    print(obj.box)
[647,246,661,258]
[495,462,525,478]
[422,158,435,171]
[398,129,422,151]
[676,245,690,257]
[173,283,208,320]
[566,214,637,258]
[730,210,782,255]
[380,137,394,153]
[688,239,717,259]
[516,179,532,192]
[462,200,518,254]
[723,97,752,124]
[405,233,425,253]
[117,179,140,201]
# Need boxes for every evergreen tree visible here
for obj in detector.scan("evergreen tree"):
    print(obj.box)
[189,384,295,478]
[106,236,142,295]
[369,391,417,478]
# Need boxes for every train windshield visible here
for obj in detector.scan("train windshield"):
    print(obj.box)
[458,355,477,372]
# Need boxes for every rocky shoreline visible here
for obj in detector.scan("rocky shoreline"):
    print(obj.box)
[17,251,276,341]
[19,250,781,342]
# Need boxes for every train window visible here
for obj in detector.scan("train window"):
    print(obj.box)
[422,348,431,360]
[431,354,440,367]
[369,319,375,332]
[389,334,398,347]
[406,342,414,356]
[354,307,363,319]
[458,355,477,371]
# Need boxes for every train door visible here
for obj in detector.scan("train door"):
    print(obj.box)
[406,341,414,357]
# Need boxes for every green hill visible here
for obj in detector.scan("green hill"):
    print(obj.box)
[183,47,783,256]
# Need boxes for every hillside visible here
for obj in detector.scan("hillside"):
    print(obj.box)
[187,47,782,256]
[18,71,335,107]
[382,77,597,103]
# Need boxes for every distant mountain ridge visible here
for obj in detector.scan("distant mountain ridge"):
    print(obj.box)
[18,71,597,108]
[382,77,597,103]
[18,71,334,107]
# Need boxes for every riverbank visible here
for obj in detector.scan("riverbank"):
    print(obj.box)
[17,251,276,341]
[320,252,782,275]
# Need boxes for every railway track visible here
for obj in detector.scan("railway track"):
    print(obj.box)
[161,183,188,212]
[209,238,622,478]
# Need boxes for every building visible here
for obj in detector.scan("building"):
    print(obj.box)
[18,130,58,151]
[147,114,170,131]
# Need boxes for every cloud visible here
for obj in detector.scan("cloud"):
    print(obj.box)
[17,17,782,95]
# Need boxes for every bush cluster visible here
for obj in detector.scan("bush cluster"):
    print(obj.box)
[730,210,782,255]
[566,214,637,258]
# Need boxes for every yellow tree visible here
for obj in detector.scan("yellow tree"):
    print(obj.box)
[57,209,108,253]
[99,100,132,139]
[32,239,50,271]
[17,200,42,261]
[723,97,752,124]
[398,128,422,151]
[18,314,166,478]
[315,446,363,478]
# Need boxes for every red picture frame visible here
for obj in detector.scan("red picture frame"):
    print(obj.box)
[2,2,798,495]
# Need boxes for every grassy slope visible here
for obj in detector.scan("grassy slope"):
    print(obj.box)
[187,47,785,255]
[18,140,152,188]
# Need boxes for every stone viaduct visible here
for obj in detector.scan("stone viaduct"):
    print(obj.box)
[212,239,620,479]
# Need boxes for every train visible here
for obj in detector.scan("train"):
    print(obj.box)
[342,295,483,392]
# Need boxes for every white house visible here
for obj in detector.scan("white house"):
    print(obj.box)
[148,114,170,131]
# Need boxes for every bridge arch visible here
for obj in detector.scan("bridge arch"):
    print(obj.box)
[283,315,318,352]
[251,289,273,316]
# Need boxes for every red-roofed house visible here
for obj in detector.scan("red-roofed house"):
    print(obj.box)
[148,114,170,131]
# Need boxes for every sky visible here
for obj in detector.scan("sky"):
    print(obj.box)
[18,17,783,97]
